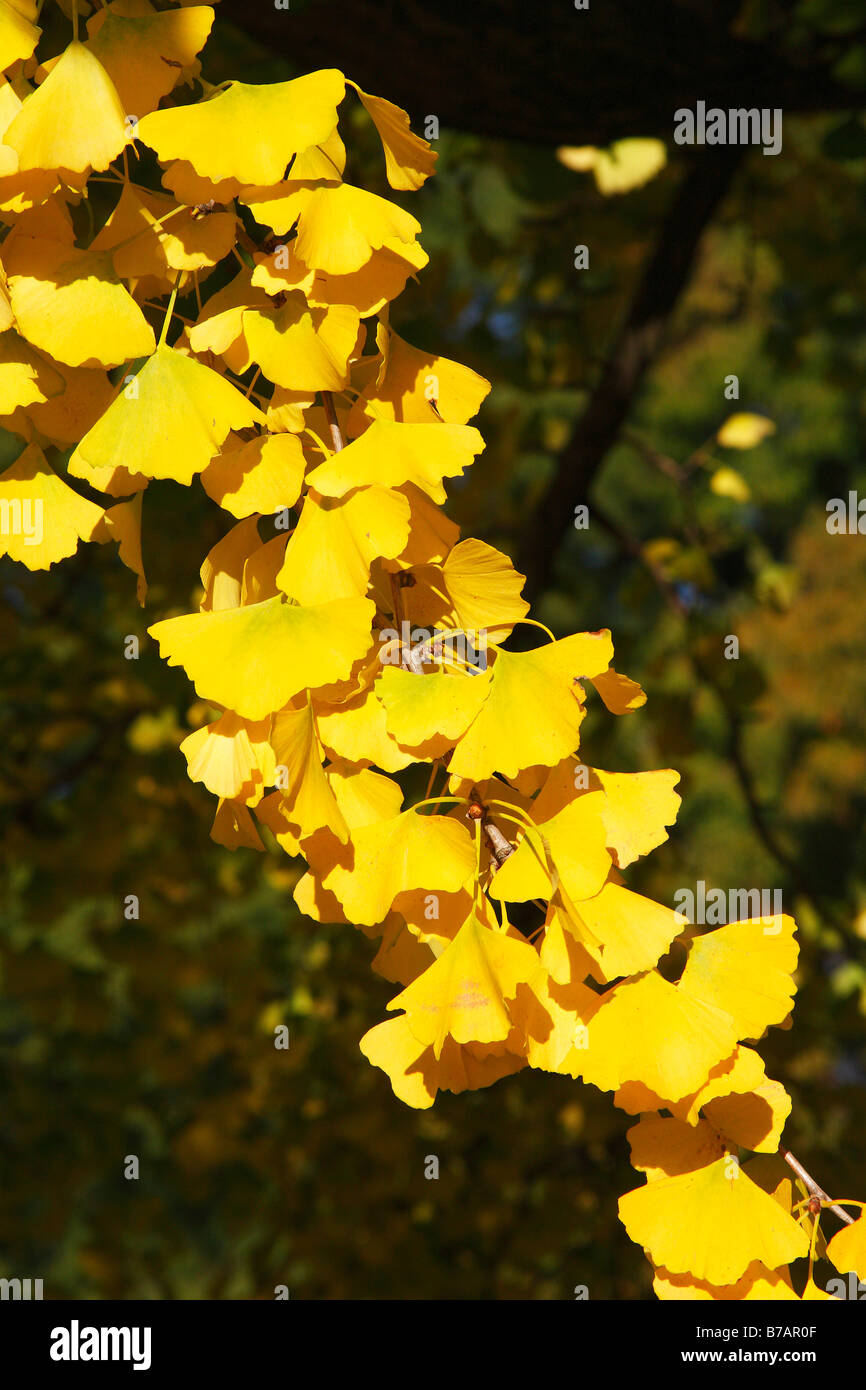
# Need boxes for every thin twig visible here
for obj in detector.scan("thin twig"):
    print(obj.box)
[780,1148,854,1226]
[321,391,344,452]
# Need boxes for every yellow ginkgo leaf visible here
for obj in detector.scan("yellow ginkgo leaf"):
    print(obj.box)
[394,481,460,568]
[351,83,437,190]
[716,412,776,450]
[557,138,667,195]
[276,486,411,604]
[408,538,529,637]
[199,517,262,612]
[242,296,359,391]
[826,1214,866,1281]
[92,182,236,286]
[375,665,491,754]
[210,796,264,852]
[387,910,545,1057]
[667,1045,768,1126]
[0,329,63,412]
[180,710,275,803]
[710,465,751,502]
[5,238,156,368]
[579,970,741,1103]
[0,0,40,74]
[679,915,798,1041]
[0,442,104,569]
[148,594,375,720]
[360,1014,524,1110]
[306,238,428,318]
[307,418,484,504]
[566,881,686,984]
[200,432,305,519]
[85,0,215,117]
[70,344,265,486]
[364,912,437,986]
[320,808,474,926]
[137,69,346,186]
[6,42,128,173]
[347,329,490,432]
[23,357,116,450]
[243,181,421,276]
[187,266,271,374]
[653,1262,798,1301]
[269,701,349,845]
[488,791,611,908]
[627,1115,726,1181]
[704,1079,792,1154]
[96,491,147,604]
[589,666,646,714]
[448,631,613,782]
[619,1154,810,1285]
[315,681,416,773]
[593,767,682,868]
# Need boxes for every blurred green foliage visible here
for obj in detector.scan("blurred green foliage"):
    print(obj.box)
[1,5,866,1300]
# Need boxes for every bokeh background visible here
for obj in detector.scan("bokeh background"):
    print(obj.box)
[1,0,866,1298]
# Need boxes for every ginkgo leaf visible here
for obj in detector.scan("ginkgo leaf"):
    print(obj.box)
[0,0,40,73]
[200,432,305,519]
[347,329,490,432]
[662,1045,768,1126]
[148,594,375,720]
[679,915,798,1040]
[589,666,646,714]
[0,442,104,568]
[269,701,349,844]
[593,767,681,868]
[307,418,484,504]
[579,970,741,1103]
[565,881,686,983]
[619,1154,809,1285]
[557,138,667,195]
[242,296,359,391]
[826,1215,866,1281]
[653,1262,798,1301]
[351,84,437,190]
[360,1014,524,1109]
[320,808,474,926]
[704,1079,792,1154]
[85,0,215,117]
[448,632,613,782]
[387,910,545,1057]
[305,239,428,318]
[488,791,611,907]
[96,491,147,604]
[5,238,156,367]
[210,797,264,851]
[0,330,63,412]
[23,358,116,450]
[199,515,263,612]
[6,42,128,173]
[91,182,236,285]
[716,412,776,450]
[70,345,265,486]
[376,665,491,753]
[243,181,421,275]
[137,70,345,186]
[407,538,529,636]
[627,1115,726,1180]
[187,266,271,374]
[276,486,411,604]
[315,681,416,772]
[180,710,275,803]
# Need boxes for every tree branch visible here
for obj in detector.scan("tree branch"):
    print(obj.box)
[517,145,744,601]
